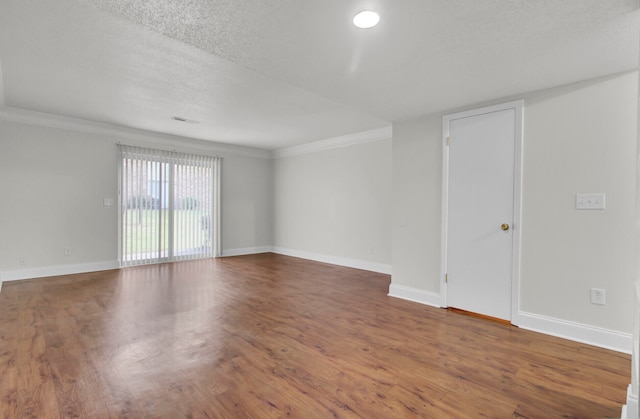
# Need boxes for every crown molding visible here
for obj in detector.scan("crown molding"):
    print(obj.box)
[273,126,392,158]
[0,106,272,159]
[0,106,392,160]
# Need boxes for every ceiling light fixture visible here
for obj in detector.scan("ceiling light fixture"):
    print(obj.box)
[353,11,380,29]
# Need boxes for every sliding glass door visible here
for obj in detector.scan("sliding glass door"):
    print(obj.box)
[118,145,221,266]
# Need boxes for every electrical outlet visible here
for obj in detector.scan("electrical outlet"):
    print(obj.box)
[591,288,606,305]
[18,257,26,266]
[64,247,72,256]
[367,246,374,255]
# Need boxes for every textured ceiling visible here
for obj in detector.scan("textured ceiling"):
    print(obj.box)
[0,0,638,149]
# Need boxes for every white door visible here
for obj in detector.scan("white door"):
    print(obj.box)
[442,101,522,321]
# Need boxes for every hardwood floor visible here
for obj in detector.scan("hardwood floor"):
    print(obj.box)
[0,253,630,418]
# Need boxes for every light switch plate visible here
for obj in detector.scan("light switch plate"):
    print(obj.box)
[103,198,114,206]
[576,193,605,210]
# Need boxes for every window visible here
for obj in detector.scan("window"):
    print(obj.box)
[118,145,221,266]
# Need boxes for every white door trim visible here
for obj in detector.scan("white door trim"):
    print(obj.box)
[440,100,524,325]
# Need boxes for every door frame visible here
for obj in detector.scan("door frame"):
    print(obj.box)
[440,100,524,324]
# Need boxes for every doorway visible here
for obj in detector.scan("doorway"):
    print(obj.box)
[441,101,523,322]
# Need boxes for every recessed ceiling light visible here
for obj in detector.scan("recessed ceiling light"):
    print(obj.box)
[353,11,380,29]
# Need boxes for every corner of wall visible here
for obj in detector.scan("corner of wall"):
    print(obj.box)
[388,283,441,308]
[273,126,392,158]
[221,247,273,257]
[272,247,392,275]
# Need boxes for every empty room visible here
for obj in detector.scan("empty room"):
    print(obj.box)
[1,1,639,417]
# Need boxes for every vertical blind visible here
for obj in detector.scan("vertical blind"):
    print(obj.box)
[118,144,221,266]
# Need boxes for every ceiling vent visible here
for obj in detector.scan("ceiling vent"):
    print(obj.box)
[171,116,199,124]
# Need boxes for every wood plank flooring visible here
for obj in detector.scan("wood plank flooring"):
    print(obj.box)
[0,253,631,418]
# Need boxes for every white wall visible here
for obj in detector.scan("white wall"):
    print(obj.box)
[273,138,392,272]
[0,113,274,279]
[520,73,636,332]
[0,121,118,271]
[391,72,638,347]
[221,154,273,254]
[391,115,442,293]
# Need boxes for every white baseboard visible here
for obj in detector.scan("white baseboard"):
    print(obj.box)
[271,247,392,275]
[385,286,631,354]
[622,384,638,419]
[517,311,632,354]
[221,246,272,257]
[0,261,119,283]
[387,283,442,308]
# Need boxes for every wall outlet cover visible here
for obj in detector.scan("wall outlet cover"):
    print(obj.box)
[590,288,606,305]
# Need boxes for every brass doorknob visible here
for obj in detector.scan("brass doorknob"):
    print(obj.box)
[501,223,510,231]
